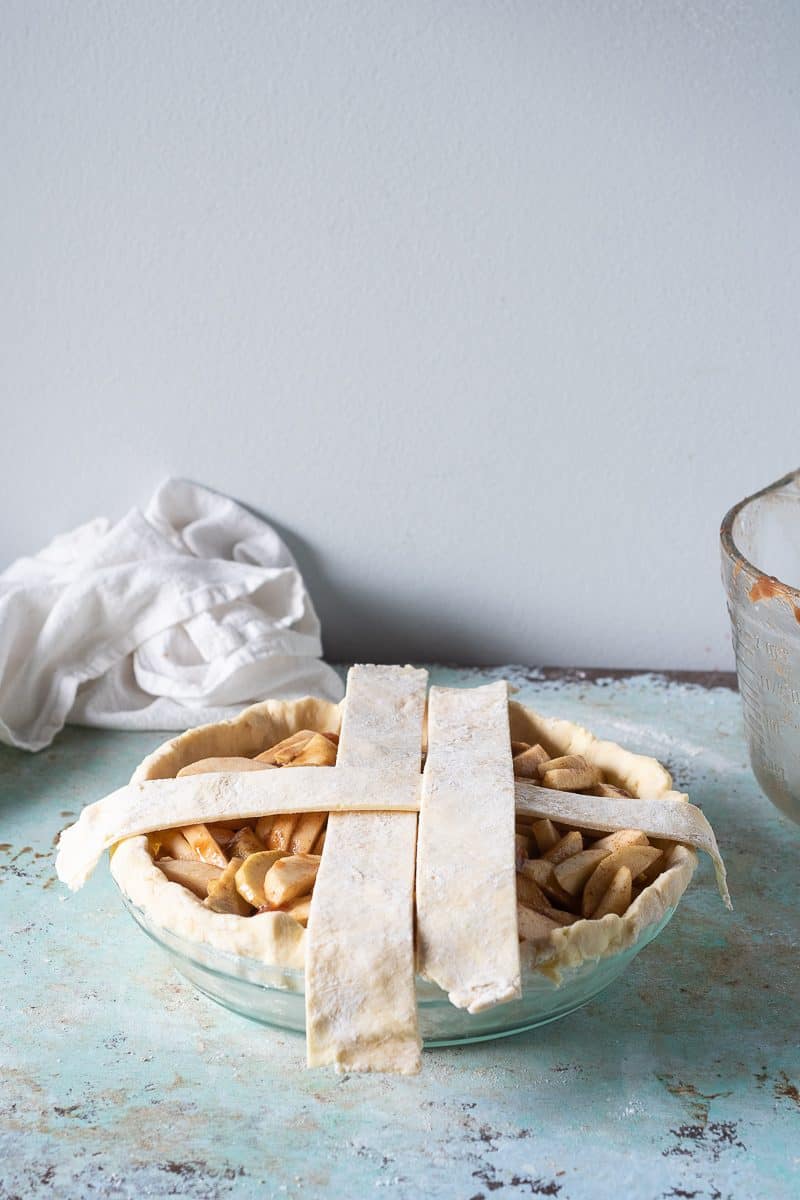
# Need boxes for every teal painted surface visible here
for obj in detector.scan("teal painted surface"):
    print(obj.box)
[1,667,798,1199]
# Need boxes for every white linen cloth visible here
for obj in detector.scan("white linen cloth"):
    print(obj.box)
[0,479,343,751]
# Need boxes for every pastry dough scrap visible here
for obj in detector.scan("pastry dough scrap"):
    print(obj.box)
[416,681,521,1013]
[304,665,427,1074]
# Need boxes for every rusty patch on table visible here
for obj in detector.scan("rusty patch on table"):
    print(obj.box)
[451,1111,563,1198]
[774,1071,800,1108]
[471,1169,562,1197]
[662,1120,746,1162]
[159,1160,246,1181]
[657,1075,730,1125]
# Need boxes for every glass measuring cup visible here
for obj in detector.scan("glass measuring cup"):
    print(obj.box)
[721,469,800,824]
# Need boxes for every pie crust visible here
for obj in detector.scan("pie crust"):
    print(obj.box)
[109,693,699,978]
[416,681,520,1010]
[304,665,426,1073]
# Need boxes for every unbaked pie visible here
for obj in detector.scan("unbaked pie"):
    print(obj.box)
[57,665,728,1075]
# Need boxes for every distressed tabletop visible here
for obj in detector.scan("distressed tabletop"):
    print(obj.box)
[1,666,798,1200]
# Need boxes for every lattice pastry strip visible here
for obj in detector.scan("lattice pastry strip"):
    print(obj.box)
[304,664,428,1074]
[416,681,520,1012]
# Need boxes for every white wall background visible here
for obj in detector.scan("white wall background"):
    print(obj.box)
[3,1,799,669]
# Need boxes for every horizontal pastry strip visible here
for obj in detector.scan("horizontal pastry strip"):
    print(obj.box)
[515,782,729,907]
[57,769,729,907]
[57,766,419,890]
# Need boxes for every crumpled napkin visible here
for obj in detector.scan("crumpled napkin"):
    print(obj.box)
[0,479,343,751]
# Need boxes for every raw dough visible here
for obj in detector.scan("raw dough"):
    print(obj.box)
[304,665,427,1074]
[416,682,520,1012]
[56,765,417,891]
[61,770,727,908]
[515,783,730,909]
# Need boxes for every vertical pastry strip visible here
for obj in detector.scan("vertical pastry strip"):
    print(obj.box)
[416,681,521,1013]
[305,664,428,1074]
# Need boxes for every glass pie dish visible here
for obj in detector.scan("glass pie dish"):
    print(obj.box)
[118,885,677,1046]
[67,686,712,1062]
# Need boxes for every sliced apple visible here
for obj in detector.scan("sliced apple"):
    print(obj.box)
[588,782,633,799]
[177,756,277,777]
[542,830,583,865]
[154,828,196,862]
[592,829,649,853]
[540,754,600,792]
[254,815,274,843]
[530,818,560,855]
[234,850,289,907]
[516,873,576,926]
[512,743,549,779]
[229,827,264,859]
[283,733,337,768]
[204,858,252,915]
[157,858,223,898]
[518,858,576,908]
[517,904,559,941]
[554,848,612,896]
[289,811,327,854]
[516,872,549,911]
[267,814,298,851]
[280,894,313,927]
[593,866,633,918]
[582,846,661,917]
[181,823,227,868]
[263,854,321,907]
[254,730,318,765]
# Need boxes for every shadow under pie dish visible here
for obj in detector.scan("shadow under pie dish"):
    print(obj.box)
[57,668,729,1073]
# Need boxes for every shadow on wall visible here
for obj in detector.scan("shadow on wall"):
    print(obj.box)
[243,500,549,666]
